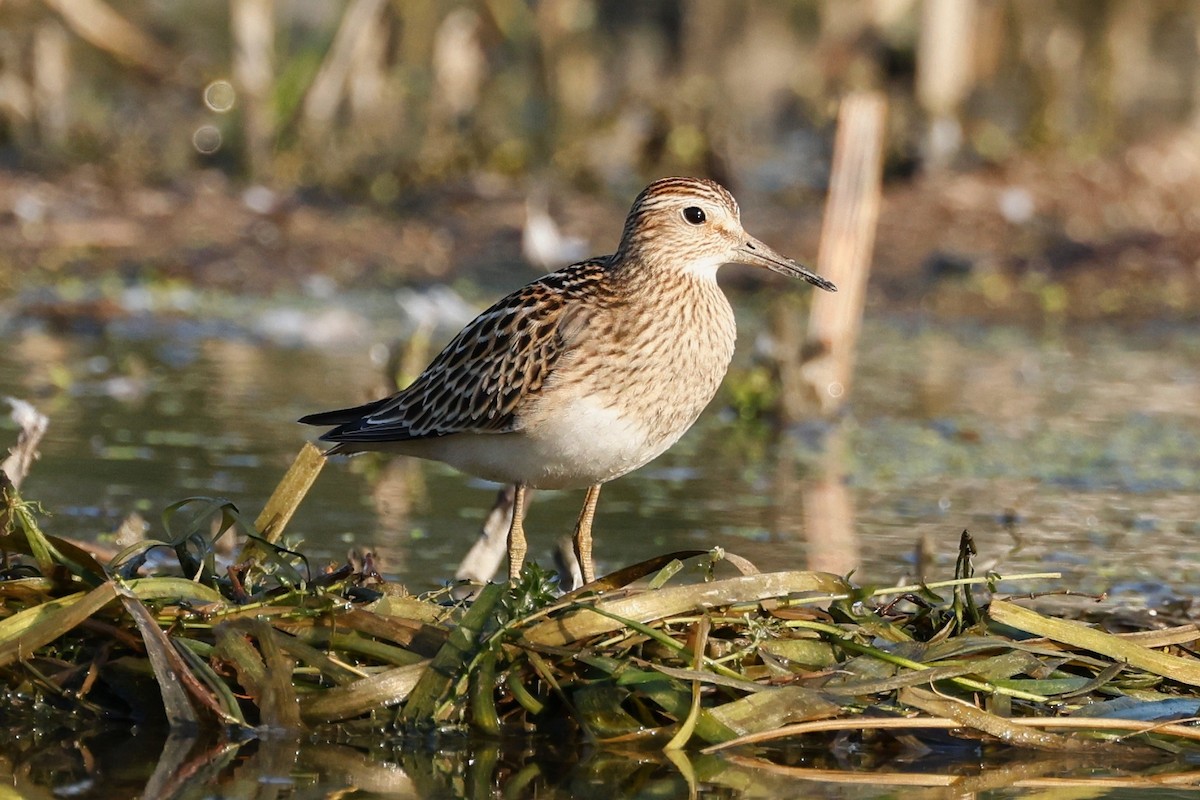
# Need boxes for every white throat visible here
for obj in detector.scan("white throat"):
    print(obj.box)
[681,254,726,281]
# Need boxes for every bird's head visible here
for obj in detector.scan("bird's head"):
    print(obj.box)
[615,176,836,292]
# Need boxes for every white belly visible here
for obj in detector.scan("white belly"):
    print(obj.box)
[414,394,680,489]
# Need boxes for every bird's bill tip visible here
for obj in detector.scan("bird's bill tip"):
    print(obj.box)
[780,261,838,292]
[736,237,837,292]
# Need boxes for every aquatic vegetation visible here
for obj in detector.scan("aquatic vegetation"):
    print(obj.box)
[3,446,1200,767]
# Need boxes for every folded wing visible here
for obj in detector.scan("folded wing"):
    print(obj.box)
[299,259,607,450]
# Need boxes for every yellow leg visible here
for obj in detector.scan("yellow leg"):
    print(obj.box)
[573,484,602,585]
[507,483,528,581]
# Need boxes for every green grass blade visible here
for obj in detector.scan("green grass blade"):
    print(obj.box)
[990,600,1200,687]
[0,581,118,667]
[400,582,504,725]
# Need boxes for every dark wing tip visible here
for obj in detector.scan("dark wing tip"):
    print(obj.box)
[298,397,391,427]
[300,401,409,453]
[299,409,351,427]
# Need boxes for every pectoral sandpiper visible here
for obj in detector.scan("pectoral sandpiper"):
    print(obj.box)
[300,177,836,585]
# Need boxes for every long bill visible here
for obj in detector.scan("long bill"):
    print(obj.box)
[737,235,837,292]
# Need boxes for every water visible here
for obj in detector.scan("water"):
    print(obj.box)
[3,300,1198,596]
[5,730,1198,797]
[3,293,1200,796]
[2,299,1200,594]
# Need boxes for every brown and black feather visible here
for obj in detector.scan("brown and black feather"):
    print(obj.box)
[299,258,611,450]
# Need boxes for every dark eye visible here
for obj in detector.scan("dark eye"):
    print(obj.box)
[682,206,706,225]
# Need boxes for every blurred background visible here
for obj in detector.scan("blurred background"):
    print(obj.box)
[1,0,1198,595]
[2,0,1199,309]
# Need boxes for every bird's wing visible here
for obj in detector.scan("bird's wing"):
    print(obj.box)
[310,259,608,445]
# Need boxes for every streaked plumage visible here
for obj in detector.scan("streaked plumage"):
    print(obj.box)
[301,177,836,586]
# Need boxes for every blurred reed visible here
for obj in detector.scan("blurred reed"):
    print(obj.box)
[1,1,1197,190]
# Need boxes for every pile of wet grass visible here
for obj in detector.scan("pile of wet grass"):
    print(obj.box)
[3,446,1200,766]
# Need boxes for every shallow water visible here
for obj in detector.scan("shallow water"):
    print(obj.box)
[3,294,1200,797]
[3,298,1198,599]
[5,727,1199,798]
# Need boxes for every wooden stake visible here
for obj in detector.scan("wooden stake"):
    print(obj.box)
[252,442,325,545]
[800,91,887,414]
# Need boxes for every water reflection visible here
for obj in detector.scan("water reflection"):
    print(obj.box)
[796,426,860,577]
[4,729,1197,798]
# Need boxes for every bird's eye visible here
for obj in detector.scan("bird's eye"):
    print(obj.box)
[682,206,706,225]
